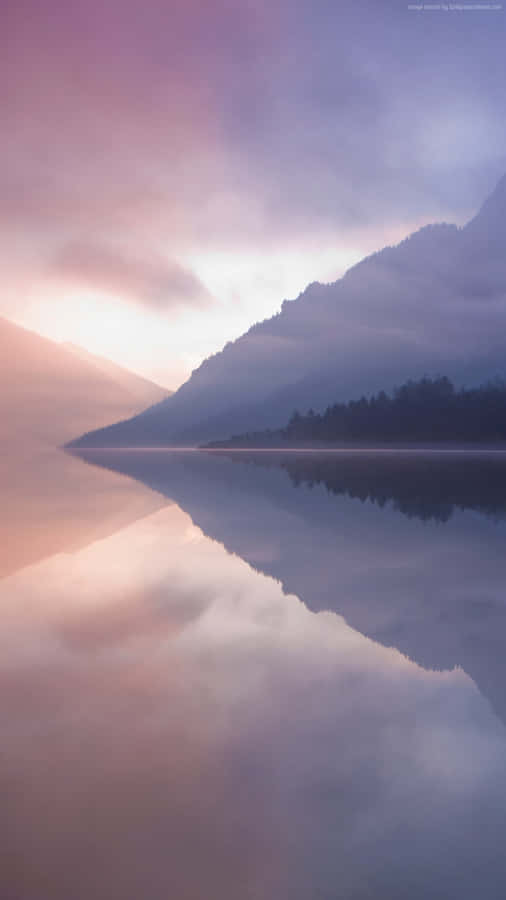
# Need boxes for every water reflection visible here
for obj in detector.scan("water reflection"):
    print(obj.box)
[2,449,506,898]
[0,448,168,578]
[81,447,506,523]
[76,450,506,725]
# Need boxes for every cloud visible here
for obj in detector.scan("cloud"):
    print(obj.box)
[2,0,506,382]
[49,241,212,311]
[3,0,506,258]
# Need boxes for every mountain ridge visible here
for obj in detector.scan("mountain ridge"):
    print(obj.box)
[0,317,169,448]
[62,342,170,405]
[69,174,506,448]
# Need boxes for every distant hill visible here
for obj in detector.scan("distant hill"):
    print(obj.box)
[63,343,170,407]
[70,173,506,448]
[0,317,169,448]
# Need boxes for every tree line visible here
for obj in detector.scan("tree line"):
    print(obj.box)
[205,376,506,445]
[284,376,506,442]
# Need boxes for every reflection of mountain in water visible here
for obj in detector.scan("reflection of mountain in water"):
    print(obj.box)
[74,449,506,725]
[0,449,168,578]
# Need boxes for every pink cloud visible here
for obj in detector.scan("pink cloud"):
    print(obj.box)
[50,240,211,310]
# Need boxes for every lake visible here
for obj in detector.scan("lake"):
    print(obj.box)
[2,448,506,899]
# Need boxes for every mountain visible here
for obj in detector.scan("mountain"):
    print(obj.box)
[0,316,169,448]
[70,174,506,448]
[63,342,170,407]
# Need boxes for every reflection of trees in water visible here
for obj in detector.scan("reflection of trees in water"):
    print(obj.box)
[216,451,506,523]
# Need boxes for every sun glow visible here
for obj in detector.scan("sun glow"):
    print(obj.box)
[10,224,417,391]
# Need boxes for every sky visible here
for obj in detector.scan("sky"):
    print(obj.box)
[3,0,506,388]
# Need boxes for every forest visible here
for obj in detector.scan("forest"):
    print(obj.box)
[205,376,506,446]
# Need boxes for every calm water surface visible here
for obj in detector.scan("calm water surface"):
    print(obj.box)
[3,449,506,899]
